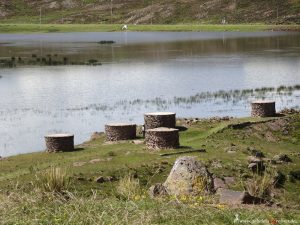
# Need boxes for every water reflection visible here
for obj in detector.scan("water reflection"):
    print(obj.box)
[0,32,300,156]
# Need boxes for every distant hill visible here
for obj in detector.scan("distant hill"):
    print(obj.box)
[0,0,299,24]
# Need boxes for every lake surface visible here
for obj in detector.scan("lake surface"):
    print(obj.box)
[0,31,300,157]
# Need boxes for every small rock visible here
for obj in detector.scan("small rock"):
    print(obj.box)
[247,147,265,158]
[73,161,87,167]
[95,176,106,183]
[247,156,263,163]
[95,176,116,183]
[218,189,264,205]
[214,178,226,190]
[273,154,292,163]
[227,150,236,154]
[149,183,168,198]
[224,177,235,186]
[132,140,145,145]
[160,161,169,165]
[282,130,289,135]
[89,158,104,164]
[106,176,117,182]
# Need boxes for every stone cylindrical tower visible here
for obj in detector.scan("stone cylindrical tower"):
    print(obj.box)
[145,127,179,150]
[45,134,74,152]
[105,123,136,141]
[144,112,176,130]
[251,101,276,117]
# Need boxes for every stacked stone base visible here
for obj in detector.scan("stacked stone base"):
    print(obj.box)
[251,101,276,117]
[146,127,179,150]
[105,123,136,141]
[144,112,176,130]
[45,134,74,152]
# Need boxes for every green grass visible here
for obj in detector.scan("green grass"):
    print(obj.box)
[0,23,300,33]
[1,114,300,224]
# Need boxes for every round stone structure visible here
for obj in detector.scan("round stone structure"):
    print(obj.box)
[144,112,176,130]
[105,123,136,141]
[45,134,74,153]
[251,100,276,117]
[145,127,179,150]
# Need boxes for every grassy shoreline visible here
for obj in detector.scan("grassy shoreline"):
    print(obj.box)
[0,23,300,34]
[0,113,300,224]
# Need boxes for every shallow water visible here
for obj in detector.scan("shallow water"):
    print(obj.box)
[0,31,300,157]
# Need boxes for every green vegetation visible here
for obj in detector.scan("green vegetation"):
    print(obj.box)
[0,23,300,34]
[0,112,300,224]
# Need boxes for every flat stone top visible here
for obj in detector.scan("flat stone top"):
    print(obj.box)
[45,134,74,138]
[252,100,275,104]
[106,123,136,126]
[144,112,176,116]
[147,127,179,132]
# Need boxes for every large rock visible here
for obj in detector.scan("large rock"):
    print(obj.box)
[163,156,214,195]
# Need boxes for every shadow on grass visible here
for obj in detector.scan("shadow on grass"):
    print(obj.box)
[176,126,188,132]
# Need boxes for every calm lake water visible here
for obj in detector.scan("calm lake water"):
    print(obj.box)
[0,31,300,157]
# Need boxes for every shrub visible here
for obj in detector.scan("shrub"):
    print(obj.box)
[245,170,275,200]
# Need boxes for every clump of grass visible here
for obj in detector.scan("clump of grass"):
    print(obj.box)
[192,176,208,194]
[34,166,70,193]
[245,169,275,200]
[116,175,142,200]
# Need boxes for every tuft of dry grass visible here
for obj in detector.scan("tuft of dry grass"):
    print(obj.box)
[34,166,70,193]
[245,169,276,200]
[116,175,142,200]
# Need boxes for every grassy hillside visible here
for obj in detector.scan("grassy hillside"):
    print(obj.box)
[0,0,299,24]
[0,112,300,224]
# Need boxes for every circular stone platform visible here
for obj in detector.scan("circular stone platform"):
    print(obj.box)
[105,123,136,141]
[45,134,74,152]
[251,100,276,117]
[144,112,176,130]
[145,127,179,150]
